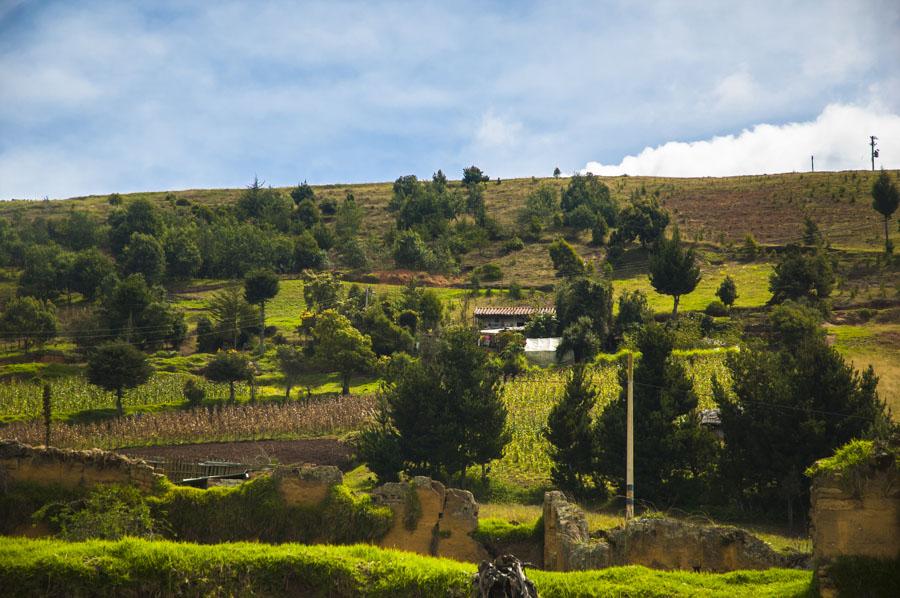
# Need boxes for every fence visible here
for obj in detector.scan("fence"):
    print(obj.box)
[139,457,250,482]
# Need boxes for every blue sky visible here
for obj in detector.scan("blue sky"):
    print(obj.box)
[1,0,899,199]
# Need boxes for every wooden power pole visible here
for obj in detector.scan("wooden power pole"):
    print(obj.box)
[626,352,634,520]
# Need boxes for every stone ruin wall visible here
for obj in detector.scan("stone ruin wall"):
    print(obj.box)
[809,460,899,597]
[0,440,161,494]
[542,490,805,572]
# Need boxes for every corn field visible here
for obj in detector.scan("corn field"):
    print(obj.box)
[2,395,376,450]
[491,352,732,486]
[0,374,246,419]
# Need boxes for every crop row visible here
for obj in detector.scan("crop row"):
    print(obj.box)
[2,394,376,450]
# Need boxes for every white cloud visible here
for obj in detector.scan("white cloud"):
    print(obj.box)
[475,111,523,148]
[713,71,758,111]
[583,103,900,177]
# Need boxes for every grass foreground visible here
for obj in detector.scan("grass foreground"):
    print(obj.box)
[0,536,815,598]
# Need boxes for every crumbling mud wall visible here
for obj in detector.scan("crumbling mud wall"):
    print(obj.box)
[543,491,805,572]
[0,440,161,493]
[371,476,487,562]
[809,445,899,597]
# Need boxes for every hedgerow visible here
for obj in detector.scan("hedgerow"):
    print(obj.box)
[0,536,816,598]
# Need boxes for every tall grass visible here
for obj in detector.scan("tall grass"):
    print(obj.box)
[2,394,376,449]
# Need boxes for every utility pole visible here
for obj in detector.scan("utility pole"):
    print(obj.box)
[870,136,879,171]
[811,155,814,172]
[626,352,634,520]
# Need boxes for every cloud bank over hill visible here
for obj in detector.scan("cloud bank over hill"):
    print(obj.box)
[583,103,900,177]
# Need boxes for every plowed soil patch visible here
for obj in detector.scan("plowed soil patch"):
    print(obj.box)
[117,438,353,470]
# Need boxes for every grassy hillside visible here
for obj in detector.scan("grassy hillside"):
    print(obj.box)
[3,170,898,286]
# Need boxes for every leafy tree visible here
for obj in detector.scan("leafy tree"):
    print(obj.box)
[122,232,166,284]
[107,198,163,255]
[553,167,561,178]
[302,270,342,312]
[98,274,185,350]
[293,231,326,270]
[0,296,58,349]
[236,177,292,230]
[393,229,434,270]
[203,350,253,403]
[615,290,652,337]
[769,244,834,304]
[432,169,448,191]
[648,227,701,318]
[617,198,670,247]
[555,275,614,346]
[310,310,375,395]
[382,326,508,483]
[355,394,404,483]
[359,306,414,356]
[462,165,490,185]
[275,344,308,399]
[17,244,66,300]
[871,169,899,254]
[86,341,153,416]
[294,198,320,229]
[768,300,824,348]
[524,312,558,338]
[548,238,584,278]
[244,269,280,354]
[716,276,738,307]
[545,365,596,495]
[558,316,600,363]
[208,285,259,349]
[594,325,717,505]
[388,174,462,239]
[465,182,486,225]
[494,330,527,377]
[561,173,617,228]
[564,203,600,231]
[715,335,886,525]
[290,180,315,205]
[163,228,202,280]
[183,378,205,407]
[400,281,443,331]
[57,211,102,251]
[334,192,364,241]
[66,249,116,300]
[802,216,823,247]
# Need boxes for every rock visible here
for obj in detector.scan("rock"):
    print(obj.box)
[274,465,343,506]
[438,488,489,563]
[374,476,446,556]
[541,491,806,572]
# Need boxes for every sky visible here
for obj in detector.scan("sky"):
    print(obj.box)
[1,0,899,200]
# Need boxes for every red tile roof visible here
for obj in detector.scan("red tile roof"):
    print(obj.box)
[473,306,555,316]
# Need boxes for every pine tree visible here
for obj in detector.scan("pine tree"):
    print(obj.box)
[544,365,597,496]
[649,227,701,317]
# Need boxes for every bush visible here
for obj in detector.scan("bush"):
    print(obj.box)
[477,263,502,281]
[502,236,525,254]
[183,378,205,407]
[34,484,160,541]
[705,300,728,317]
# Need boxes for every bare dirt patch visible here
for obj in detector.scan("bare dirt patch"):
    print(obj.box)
[117,438,353,470]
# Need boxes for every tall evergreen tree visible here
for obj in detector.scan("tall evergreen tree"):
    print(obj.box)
[871,169,899,254]
[545,365,597,496]
[648,227,701,317]
[593,324,717,506]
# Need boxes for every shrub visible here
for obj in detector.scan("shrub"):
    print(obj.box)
[705,300,728,317]
[183,378,205,407]
[502,236,525,254]
[477,263,502,281]
[34,484,160,541]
